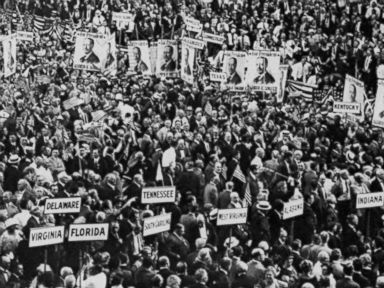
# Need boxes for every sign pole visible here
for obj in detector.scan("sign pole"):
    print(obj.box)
[44,247,48,273]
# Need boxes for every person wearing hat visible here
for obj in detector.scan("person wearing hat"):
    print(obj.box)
[250,200,272,244]
[4,155,21,193]
[0,218,22,255]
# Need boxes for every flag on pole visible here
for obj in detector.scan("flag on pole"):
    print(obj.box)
[287,80,317,101]
[243,182,252,207]
[156,161,163,182]
[232,164,246,183]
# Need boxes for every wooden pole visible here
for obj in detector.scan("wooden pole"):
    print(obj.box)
[44,248,48,273]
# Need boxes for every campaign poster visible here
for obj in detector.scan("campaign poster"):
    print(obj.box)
[73,32,109,72]
[181,41,195,84]
[245,50,281,93]
[222,51,247,91]
[372,80,384,128]
[3,34,17,78]
[156,39,178,77]
[103,33,117,75]
[343,74,365,104]
[277,65,289,103]
[128,40,151,75]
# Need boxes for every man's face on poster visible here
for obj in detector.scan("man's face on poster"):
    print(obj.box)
[256,57,266,75]
[164,46,173,62]
[133,47,141,62]
[228,57,237,75]
[83,38,94,55]
[349,84,357,102]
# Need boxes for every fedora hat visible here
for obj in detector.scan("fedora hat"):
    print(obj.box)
[256,201,272,211]
[8,155,20,165]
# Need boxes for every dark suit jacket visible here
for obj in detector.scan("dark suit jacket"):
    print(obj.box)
[80,51,100,64]
[227,72,242,85]
[253,71,275,84]
[166,233,190,262]
[336,277,360,288]
[353,272,370,288]
[134,60,149,73]
[160,59,176,71]
[4,166,21,193]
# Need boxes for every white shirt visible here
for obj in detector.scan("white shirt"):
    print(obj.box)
[13,211,30,227]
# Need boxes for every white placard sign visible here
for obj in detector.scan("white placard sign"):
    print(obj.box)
[217,208,248,226]
[16,31,34,42]
[141,186,176,204]
[143,213,172,236]
[182,37,205,50]
[333,101,361,114]
[185,17,202,33]
[372,80,384,128]
[356,192,384,209]
[68,223,109,242]
[44,197,81,214]
[210,72,226,82]
[112,12,133,30]
[29,226,65,247]
[202,32,225,45]
[283,199,304,220]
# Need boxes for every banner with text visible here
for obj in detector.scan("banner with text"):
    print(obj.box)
[283,198,304,220]
[44,197,81,214]
[217,208,248,226]
[143,213,172,236]
[68,223,109,242]
[141,186,176,204]
[29,226,65,248]
[356,192,384,209]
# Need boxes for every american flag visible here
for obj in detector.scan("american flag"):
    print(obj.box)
[33,15,73,41]
[314,87,334,104]
[243,182,252,207]
[232,164,246,183]
[287,80,317,101]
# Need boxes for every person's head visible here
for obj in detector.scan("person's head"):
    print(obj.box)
[265,266,276,284]
[166,275,181,288]
[195,268,208,284]
[175,262,187,275]
[64,275,76,288]
[349,84,357,102]
[158,256,170,269]
[228,57,237,74]
[133,46,141,62]
[230,192,240,203]
[83,38,95,54]
[164,45,174,62]
[174,223,185,236]
[251,248,265,262]
[256,57,268,75]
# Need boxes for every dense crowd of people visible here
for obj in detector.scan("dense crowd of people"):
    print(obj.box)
[2,0,384,287]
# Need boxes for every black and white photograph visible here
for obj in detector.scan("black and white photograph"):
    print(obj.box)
[1,1,384,288]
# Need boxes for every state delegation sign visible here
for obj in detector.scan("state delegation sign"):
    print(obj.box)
[68,223,109,242]
[29,226,65,248]
[333,101,361,114]
[283,199,304,220]
[356,192,384,209]
[217,208,248,226]
[143,213,171,236]
[141,186,176,204]
[44,197,81,214]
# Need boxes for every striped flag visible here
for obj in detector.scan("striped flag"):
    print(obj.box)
[243,182,252,207]
[232,164,246,183]
[287,80,317,101]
